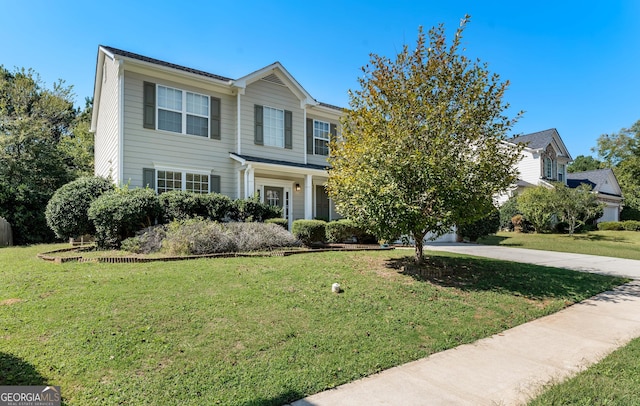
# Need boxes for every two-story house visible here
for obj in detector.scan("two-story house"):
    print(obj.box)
[499,128,623,222]
[91,46,343,230]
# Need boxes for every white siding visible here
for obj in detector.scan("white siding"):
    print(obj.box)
[121,72,238,197]
[517,150,542,185]
[94,57,120,181]
[240,80,305,163]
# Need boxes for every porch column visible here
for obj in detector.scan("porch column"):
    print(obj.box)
[304,174,313,219]
[244,165,255,199]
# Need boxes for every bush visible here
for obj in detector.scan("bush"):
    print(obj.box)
[225,222,299,252]
[622,220,640,231]
[511,214,524,232]
[88,187,162,249]
[621,207,640,221]
[554,221,570,234]
[325,219,376,243]
[458,208,500,242]
[292,219,327,246]
[265,218,288,230]
[597,221,624,231]
[159,191,232,222]
[45,176,113,239]
[499,195,520,231]
[125,220,299,255]
[229,197,282,222]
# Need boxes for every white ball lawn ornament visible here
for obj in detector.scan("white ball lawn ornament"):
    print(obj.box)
[332,283,341,293]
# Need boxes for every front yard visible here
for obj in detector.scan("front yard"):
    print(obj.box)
[0,244,626,405]
[480,230,640,260]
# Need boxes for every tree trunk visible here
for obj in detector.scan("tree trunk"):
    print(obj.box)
[412,230,427,263]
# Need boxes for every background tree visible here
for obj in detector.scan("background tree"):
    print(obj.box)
[551,183,603,235]
[595,120,640,212]
[567,155,602,173]
[327,17,522,262]
[517,186,555,233]
[58,97,95,177]
[0,66,76,243]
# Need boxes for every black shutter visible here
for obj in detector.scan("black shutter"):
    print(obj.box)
[143,82,155,129]
[210,97,221,139]
[210,175,221,194]
[306,118,314,154]
[254,105,263,145]
[143,168,155,190]
[284,110,292,149]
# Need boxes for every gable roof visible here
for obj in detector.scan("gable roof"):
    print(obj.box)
[509,128,572,160]
[567,168,622,197]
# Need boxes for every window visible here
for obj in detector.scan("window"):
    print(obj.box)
[558,164,565,182]
[157,85,209,137]
[157,170,182,194]
[263,106,284,147]
[186,173,209,194]
[544,158,553,179]
[313,120,330,156]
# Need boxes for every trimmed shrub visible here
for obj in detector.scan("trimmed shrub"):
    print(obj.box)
[292,219,327,246]
[622,220,640,231]
[88,188,162,249]
[597,221,624,231]
[458,208,500,242]
[265,217,288,230]
[511,214,524,232]
[159,191,233,222]
[325,219,376,243]
[45,176,114,239]
[229,197,282,222]
[162,220,234,255]
[621,206,640,221]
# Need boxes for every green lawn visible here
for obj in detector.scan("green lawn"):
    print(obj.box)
[480,230,640,260]
[529,337,640,405]
[0,244,626,405]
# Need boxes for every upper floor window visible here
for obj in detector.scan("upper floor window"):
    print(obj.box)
[157,85,209,137]
[144,81,221,139]
[254,105,292,149]
[263,106,284,148]
[313,120,330,156]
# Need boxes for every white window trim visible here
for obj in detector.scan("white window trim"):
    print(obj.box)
[313,119,330,156]
[154,166,213,194]
[262,105,285,148]
[156,84,210,137]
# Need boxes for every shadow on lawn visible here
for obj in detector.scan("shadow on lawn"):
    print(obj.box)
[385,255,628,302]
[0,352,48,386]
[239,389,307,406]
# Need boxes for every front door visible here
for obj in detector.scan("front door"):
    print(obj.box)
[264,186,284,210]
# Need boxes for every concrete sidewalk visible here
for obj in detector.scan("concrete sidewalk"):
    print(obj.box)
[290,246,640,406]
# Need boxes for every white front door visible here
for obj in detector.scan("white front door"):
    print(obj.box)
[255,178,293,230]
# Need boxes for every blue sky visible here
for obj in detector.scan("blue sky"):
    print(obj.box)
[1,0,638,158]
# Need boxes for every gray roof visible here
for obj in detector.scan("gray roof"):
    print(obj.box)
[567,168,621,197]
[101,45,233,82]
[230,153,329,171]
[509,129,557,149]
[100,45,344,110]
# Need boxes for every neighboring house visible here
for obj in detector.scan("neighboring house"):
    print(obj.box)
[497,128,573,205]
[91,46,343,230]
[567,169,623,222]
[498,128,623,223]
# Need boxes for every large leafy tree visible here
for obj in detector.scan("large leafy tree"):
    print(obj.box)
[595,120,640,210]
[567,155,603,173]
[0,67,77,243]
[551,183,603,235]
[517,186,555,233]
[327,17,522,262]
